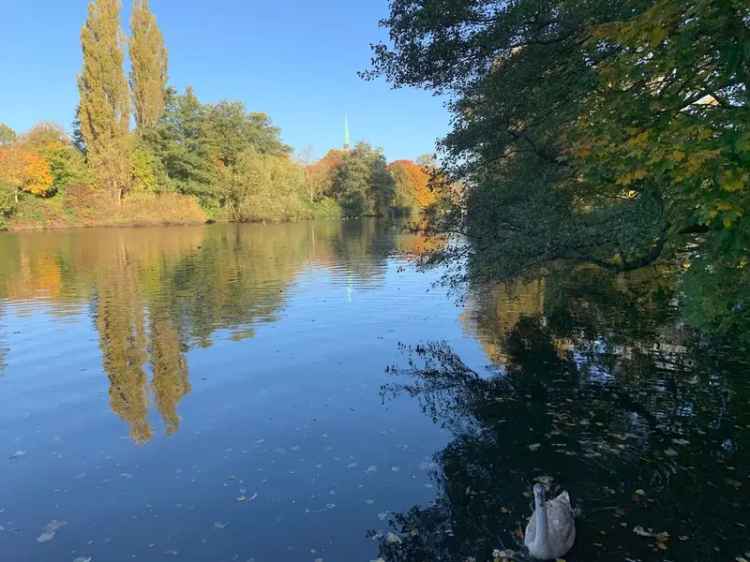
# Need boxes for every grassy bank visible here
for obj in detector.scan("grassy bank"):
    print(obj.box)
[5,186,207,231]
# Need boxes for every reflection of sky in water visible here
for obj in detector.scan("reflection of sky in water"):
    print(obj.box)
[0,223,488,562]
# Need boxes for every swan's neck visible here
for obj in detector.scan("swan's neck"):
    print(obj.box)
[533,496,549,552]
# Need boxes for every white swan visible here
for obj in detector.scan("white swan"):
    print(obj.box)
[524,484,576,560]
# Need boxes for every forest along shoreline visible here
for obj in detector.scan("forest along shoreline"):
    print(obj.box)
[0,0,444,232]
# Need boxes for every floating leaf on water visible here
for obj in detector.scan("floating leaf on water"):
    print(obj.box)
[633,526,652,537]
[385,532,402,545]
[634,489,646,496]
[37,520,67,543]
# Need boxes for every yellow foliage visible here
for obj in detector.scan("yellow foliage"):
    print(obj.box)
[0,146,55,196]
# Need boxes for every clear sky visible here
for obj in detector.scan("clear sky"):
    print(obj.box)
[1,0,450,162]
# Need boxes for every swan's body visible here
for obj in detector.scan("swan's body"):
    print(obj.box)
[524,484,576,560]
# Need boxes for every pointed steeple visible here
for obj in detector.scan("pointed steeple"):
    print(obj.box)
[344,113,351,151]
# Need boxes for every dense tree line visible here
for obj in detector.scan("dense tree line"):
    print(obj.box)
[367,0,749,283]
[0,0,438,229]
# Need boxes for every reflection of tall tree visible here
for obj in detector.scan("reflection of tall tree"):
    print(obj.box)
[379,270,750,562]
[95,250,152,444]
[149,310,190,435]
[0,220,407,440]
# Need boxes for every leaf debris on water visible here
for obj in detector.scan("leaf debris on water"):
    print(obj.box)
[37,520,67,543]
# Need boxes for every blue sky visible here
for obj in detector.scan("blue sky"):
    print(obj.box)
[1,1,450,162]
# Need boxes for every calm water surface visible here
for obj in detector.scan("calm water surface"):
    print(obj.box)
[0,221,748,562]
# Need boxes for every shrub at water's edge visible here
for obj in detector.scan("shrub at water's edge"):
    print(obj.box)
[8,186,206,230]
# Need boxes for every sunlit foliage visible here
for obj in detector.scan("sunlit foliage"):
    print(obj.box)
[77,0,131,199]
[368,0,749,283]
[129,0,168,130]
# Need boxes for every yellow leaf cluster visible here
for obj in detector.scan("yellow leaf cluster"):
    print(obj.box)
[0,146,54,196]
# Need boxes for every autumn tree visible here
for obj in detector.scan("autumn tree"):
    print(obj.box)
[78,0,131,200]
[306,148,345,202]
[389,159,435,216]
[0,146,54,199]
[129,0,168,130]
[20,123,88,191]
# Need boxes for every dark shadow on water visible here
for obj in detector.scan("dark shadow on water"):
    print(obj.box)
[377,267,750,562]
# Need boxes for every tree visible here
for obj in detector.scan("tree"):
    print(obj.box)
[129,0,168,130]
[20,123,88,191]
[0,123,16,146]
[142,87,216,202]
[306,148,345,202]
[220,149,308,222]
[0,146,55,198]
[368,0,749,282]
[332,142,394,217]
[574,0,750,262]
[203,102,290,167]
[78,0,131,200]
[389,159,435,216]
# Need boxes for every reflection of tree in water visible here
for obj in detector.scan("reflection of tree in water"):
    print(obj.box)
[95,257,152,444]
[149,311,190,435]
[378,269,750,562]
[328,219,395,287]
[0,221,405,442]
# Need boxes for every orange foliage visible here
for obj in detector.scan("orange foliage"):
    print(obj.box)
[389,159,436,208]
[0,146,54,196]
[306,149,346,197]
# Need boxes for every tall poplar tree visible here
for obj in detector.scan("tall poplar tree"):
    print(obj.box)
[77,0,131,199]
[129,0,168,130]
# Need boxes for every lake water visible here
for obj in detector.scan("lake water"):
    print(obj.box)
[0,221,748,562]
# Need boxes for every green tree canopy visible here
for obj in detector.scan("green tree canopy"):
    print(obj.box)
[367,0,749,282]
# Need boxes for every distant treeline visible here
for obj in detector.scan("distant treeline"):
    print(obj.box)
[0,0,441,230]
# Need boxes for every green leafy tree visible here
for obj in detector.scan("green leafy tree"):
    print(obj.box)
[574,0,750,262]
[78,0,131,200]
[143,87,216,202]
[204,102,290,167]
[332,142,394,216]
[0,123,16,146]
[366,0,750,282]
[129,0,168,130]
[220,149,309,222]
